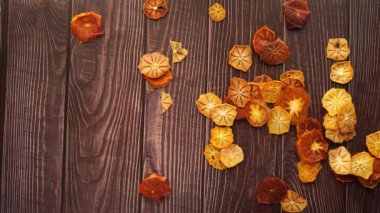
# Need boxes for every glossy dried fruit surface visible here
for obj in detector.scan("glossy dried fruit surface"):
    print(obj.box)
[336,103,357,133]
[323,113,339,131]
[326,38,350,61]
[204,144,226,170]
[211,103,237,127]
[220,144,244,168]
[330,61,354,84]
[143,0,169,20]
[228,45,253,72]
[252,26,277,55]
[247,100,271,127]
[71,12,104,42]
[281,190,308,213]
[196,92,222,118]
[259,38,290,65]
[325,129,356,144]
[255,177,288,204]
[161,92,173,113]
[275,87,310,125]
[260,80,285,103]
[210,126,234,149]
[283,0,311,30]
[280,70,305,84]
[145,70,173,88]
[138,52,171,79]
[366,131,380,159]
[227,77,251,107]
[322,88,352,116]
[328,146,351,175]
[297,161,322,183]
[297,130,328,164]
[209,3,226,22]
[350,152,375,179]
[139,173,171,203]
[170,41,188,63]
[268,106,292,135]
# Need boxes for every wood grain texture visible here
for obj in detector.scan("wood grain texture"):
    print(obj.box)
[64,0,145,212]
[0,0,70,212]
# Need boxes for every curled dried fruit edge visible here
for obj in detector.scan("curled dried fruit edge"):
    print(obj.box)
[220,144,244,168]
[139,173,171,203]
[71,12,104,42]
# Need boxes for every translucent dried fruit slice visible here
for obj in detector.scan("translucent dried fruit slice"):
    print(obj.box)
[275,87,310,125]
[350,152,375,179]
[227,77,251,107]
[228,45,253,72]
[322,88,352,116]
[370,159,380,182]
[255,177,288,204]
[281,78,304,89]
[139,173,171,203]
[337,103,357,133]
[209,3,226,22]
[366,131,380,159]
[358,177,380,189]
[330,61,354,84]
[325,129,356,143]
[161,92,173,113]
[297,130,328,164]
[323,113,339,131]
[297,117,322,138]
[283,0,311,30]
[326,38,350,61]
[71,12,104,43]
[252,26,277,55]
[268,106,292,135]
[196,92,222,118]
[143,0,169,20]
[170,41,188,63]
[220,144,244,168]
[204,144,226,170]
[211,103,237,127]
[253,74,273,84]
[249,82,262,100]
[145,71,173,88]
[280,70,305,84]
[334,173,355,183]
[297,161,322,183]
[138,52,171,79]
[260,80,285,103]
[259,38,290,65]
[247,100,271,127]
[210,126,234,149]
[281,190,308,213]
[328,146,351,175]
[223,96,251,120]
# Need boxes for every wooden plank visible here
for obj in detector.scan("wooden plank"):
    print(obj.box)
[64,1,145,212]
[141,0,209,212]
[0,0,70,212]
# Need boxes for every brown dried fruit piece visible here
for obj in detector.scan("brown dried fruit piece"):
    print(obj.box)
[143,0,169,20]
[297,130,328,164]
[227,77,251,107]
[145,71,173,88]
[224,96,250,120]
[139,173,171,203]
[334,173,355,183]
[253,74,273,84]
[283,0,311,30]
[282,78,304,89]
[281,190,308,213]
[247,100,271,127]
[252,26,277,55]
[275,87,310,125]
[228,45,253,72]
[358,177,380,189]
[297,117,322,138]
[259,38,290,65]
[370,159,380,182]
[71,12,104,43]
[255,177,288,204]
[260,80,285,104]
[280,70,305,84]
[138,52,171,79]
[249,83,262,100]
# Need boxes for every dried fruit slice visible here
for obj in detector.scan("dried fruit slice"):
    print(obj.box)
[196,92,222,118]
[366,131,380,159]
[325,129,356,143]
[139,173,171,203]
[249,82,262,100]
[275,87,310,125]
[252,26,277,55]
[211,103,237,127]
[260,80,285,103]
[204,144,226,170]
[322,88,352,116]
[71,12,104,43]
[228,45,253,72]
[297,130,328,164]
[209,3,226,22]
[330,61,354,84]
[297,161,322,183]
[227,77,251,107]
[220,144,244,168]
[170,40,188,63]
[297,117,322,138]
[210,126,234,149]
[370,159,380,182]
[283,0,311,30]
[281,78,304,89]
[259,38,290,65]
[253,74,273,84]
[143,0,169,20]
[336,103,357,133]
[323,113,339,131]
[268,106,292,135]
[334,173,355,183]
[255,177,288,204]
[247,100,271,127]
[350,152,375,179]
[358,177,380,189]
[328,146,351,175]
[326,38,350,61]
[279,70,305,84]
[161,92,173,113]
[138,52,171,79]
[223,96,251,120]
[145,71,173,88]
[280,190,308,213]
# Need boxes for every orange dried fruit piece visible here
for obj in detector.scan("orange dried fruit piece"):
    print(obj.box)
[322,88,352,116]
[227,77,251,107]
[275,87,310,125]
[249,82,262,100]
[170,41,188,63]
[139,173,171,203]
[255,177,288,204]
[252,25,277,55]
[247,100,271,127]
[326,38,350,61]
[209,3,226,22]
[297,130,328,164]
[138,52,171,79]
[204,144,226,170]
[260,80,285,103]
[223,96,250,120]
[280,70,305,84]
[323,113,339,131]
[143,0,169,20]
[145,70,173,88]
[281,190,308,213]
[161,92,173,113]
[370,159,380,182]
[281,78,304,89]
[330,61,354,84]
[196,92,222,118]
[71,12,104,43]
[325,129,356,143]
[297,117,322,138]
[350,152,375,179]
[328,146,351,175]
[210,126,234,149]
[268,106,292,135]
[297,161,322,183]
[259,38,290,65]
[358,177,380,189]
[283,0,311,30]
[220,144,244,168]
[228,45,253,72]
[211,103,237,127]
[253,74,273,84]
[336,103,357,133]
[366,131,380,159]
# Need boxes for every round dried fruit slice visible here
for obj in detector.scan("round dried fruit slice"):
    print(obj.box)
[275,87,310,125]
[280,190,308,213]
[366,131,380,159]
[228,45,253,72]
[280,70,305,84]
[323,113,339,131]
[247,100,271,127]
[220,144,244,168]
[325,129,356,144]
[139,173,171,203]
[330,61,354,84]
[297,117,322,138]
[350,152,375,179]
[260,80,285,103]
[145,70,173,88]
[282,0,311,30]
[252,26,277,55]
[259,38,290,65]
[227,77,251,107]
[223,96,251,120]
[71,12,104,43]
[249,82,262,100]
[255,177,288,204]
[204,144,226,170]
[297,130,328,164]
[196,92,222,119]
[336,103,357,133]
[322,88,352,116]
[211,103,237,127]
[253,74,273,84]
[328,146,351,175]
[143,0,169,20]
[281,78,304,89]
[208,3,226,22]
[358,177,380,189]
[268,106,292,135]
[297,161,322,183]
[326,38,350,61]
[210,126,234,149]
[138,52,171,79]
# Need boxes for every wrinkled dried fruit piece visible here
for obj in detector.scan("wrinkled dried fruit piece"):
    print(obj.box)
[334,173,355,183]
[328,146,351,175]
[297,130,328,164]
[326,38,350,61]
[260,80,285,103]
[249,83,262,100]
[275,87,310,125]
[170,41,188,63]
[253,74,273,84]
[209,3,226,22]
[370,159,380,182]
[297,161,322,183]
[223,96,251,120]
[350,152,374,179]
[220,144,244,168]
[196,92,222,118]
[336,103,357,133]
[143,0,169,20]
[210,126,234,149]
[268,106,292,135]
[139,173,171,203]
[138,52,171,79]
[247,100,271,127]
[211,103,237,126]
[161,92,173,113]
[283,0,311,30]
[322,88,352,116]
[297,117,322,138]
[204,144,226,170]
[281,190,308,213]
[330,61,354,84]
[259,38,290,65]
[227,77,251,107]
[145,71,173,88]
[280,70,305,84]
[252,26,277,55]
[71,12,104,42]
[366,131,380,159]
[255,177,288,204]
[358,177,380,189]
[282,78,304,89]
[323,113,339,131]
[228,45,253,72]
[325,129,356,143]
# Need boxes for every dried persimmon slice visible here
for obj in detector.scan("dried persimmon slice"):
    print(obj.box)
[227,77,251,107]
[139,173,171,203]
[71,12,104,43]
[161,92,173,113]
[228,45,253,72]
[275,87,310,125]
[280,70,305,84]
[358,177,380,189]
[280,190,308,213]
[247,100,271,127]
[268,106,292,135]
[296,130,328,164]
[366,131,380,159]
[223,96,251,120]
[196,92,222,118]
[322,88,352,116]
[143,0,169,20]
[138,52,171,79]
[325,129,356,144]
[209,3,226,22]
[253,74,273,84]
[211,103,237,127]
[255,177,288,204]
[350,152,374,179]
[204,144,226,170]
[336,103,357,133]
[323,113,339,131]
[370,159,380,182]
[328,146,351,175]
[297,161,322,183]
[170,41,188,63]
[210,126,234,149]
[326,38,350,61]
[297,117,322,138]
[283,0,311,30]
[281,78,304,89]
[259,38,290,65]
[252,26,277,55]
[260,80,285,103]
[220,144,244,168]
[334,173,355,183]
[330,61,354,84]
[249,82,262,100]
[145,70,173,88]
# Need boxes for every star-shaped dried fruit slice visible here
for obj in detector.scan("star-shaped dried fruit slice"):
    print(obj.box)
[322,88,352,116]
[247,100,271,127]
[170,40,188,63]
[259,38,290,65]
[336,103,357,133]
[143,0,169,20]
[220,144,244,168]
[227,77,251,107]
[71,12,104,42]
[255,177,288,204]
[297,161,322,183]
[280,190,308,213]
[209,3,226,22]
[328,146,351,175]
[211,103,237,127]
[210,126,234,149]
[330,61,354,84]
[350,152,374,179]
[283,0,311,30]
[366,131,380,159]
[297,130,328,164]
[228,45,253,72]
[204,144,226,170]
[268,106,292,135]
[196,92,222,118]
[138,52,171,79]
[275,87,310,125]
[161,92,173,113]
[139,173,171,203]
[326,38,350,61]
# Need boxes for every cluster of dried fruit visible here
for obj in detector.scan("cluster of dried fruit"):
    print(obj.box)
[256,177,307,212]
[71,12,104,42]
[326,38,354,84]
[139,173,171,203]
[283,0,311,30]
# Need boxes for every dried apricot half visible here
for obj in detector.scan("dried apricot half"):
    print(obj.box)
[161,92,173,113]
[71,12,104,43]
[252,26,277,55]
[268,106,292,135]
[259,38,290,65]
[336,103,357,133]
[143,0,169,20]
[366,131,380,159]
[322,88,352,116]
[247,100,271,127]
[196,92,222,119]
[255,177,288,204]
[220,144,244,168]
[296,117,322,138]
[228,45,253,72]
[297,130,328,164]
[170,40,188,63]
[350,152,374,179]
[260,80,285,103]
[328,146,351,175]
[275,87,310,125]
[139,173,171,203]
[326,38,350,61]
[145,70,173,88]
[204,144,226,170]
[280,70,305,84]
[280,190,308,213]
[297,161,322,183]
[323,113,339,131]
[138,52,171,79]
[209,3,226,22]
[330,61,354,84]
[227,77,251,107]
[283,0,311,30]
[211,103,237,127]
[210,126,234,149]
[325,129,356,143]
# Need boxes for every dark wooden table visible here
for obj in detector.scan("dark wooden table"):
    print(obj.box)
[1,0,380,212]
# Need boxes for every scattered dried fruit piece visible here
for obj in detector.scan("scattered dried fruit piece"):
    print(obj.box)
[161,92,173,113]
[283,0,311,30]
[358,177,380,189]
[326,38,350,61]
[297,161,322,183]
[280,190,308,213]
[208,3,226,22]
[252,26,277,55]
[325,129,356,143]
[196,92,222,118]
[139,173,171,203]
[224,96,251,120]
[247,100,271,127]
[366,131,380,159]
[282,78,304,89]
[253,74,273,84]
[280,70,305,84]
[297,118,322,138]
[259,38,290,65]
[328,146,351,175]
[227,77,251,107]
[210,126,234,149]
[228,45,253,72]
[211,103,237,127]
[255,177,288,204]
[71,12,104,42]
[370,159,380,182]
[143,0,169,20]
[170,41,188,63]
[322,88,352,116]
[334,173,355,183]
[323,113,339,131]
[275,87,310,125]
[336,103,357,133]
[350,152,375,179]
[260,80,285,103]
[330,61,354,84]
[220,144,244,168]
[268,106,292,135]
[297,130,328,164]
[138,52,171,79]
[204,144,226,170]
[249,82,262,100]
[145,71,173,88]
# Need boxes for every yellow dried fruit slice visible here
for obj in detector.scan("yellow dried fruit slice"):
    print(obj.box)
[247,100,271,127]
[336,103,357,133]
[209,3,226,22]
[366,131,380,158]
[210,126,234,149]
[330,61,354,84]
[161,92,173,113]
[350,152,375,179]
[253,75,273,84]
[326,38,350,61]
[268,106,292,135]
[281,190,307,213]
[280,70,305,84]
[211,103,237,127]
[249,82,262,100]
[328,146,351,175]
[260,80,285,104]
[138,52,171,79]
[228,45,253,72]
[322,88,352,116]
[170,40,188,63]
[325,129,356,143]
[220,144,244,168]
[196,92,222,118]
[227,77,251,107]
[323,113,339,131]
[297,161,322,183]
[204,144,226,170]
